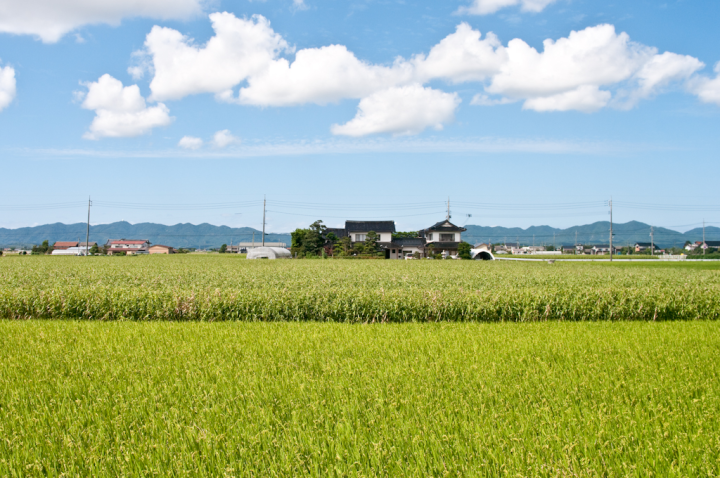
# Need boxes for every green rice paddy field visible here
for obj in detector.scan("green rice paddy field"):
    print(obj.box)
[1,257,719,475]
[1,321,719,476]
[1,255,719,321]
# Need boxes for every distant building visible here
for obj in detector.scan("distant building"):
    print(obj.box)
[685,241,702,251]
[51,247,88,256]
[323,218,468,259]
[106,239,150,255]
[419,219,467,258]
[53,241,78,250]
[635,242,658,253]
[591,245,612,255]
[149,245,174,254]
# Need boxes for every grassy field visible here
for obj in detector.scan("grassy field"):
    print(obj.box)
[1,255,719,321]
[0,321,718,476]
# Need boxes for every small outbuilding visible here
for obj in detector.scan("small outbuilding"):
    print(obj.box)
[149,245,174,254]
[246,247,292,260]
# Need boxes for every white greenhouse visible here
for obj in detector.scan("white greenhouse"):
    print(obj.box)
[51,247,89,256]
[246,247,292,260]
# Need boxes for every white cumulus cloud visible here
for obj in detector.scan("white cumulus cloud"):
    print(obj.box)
[143,13,290,102]
[523,85,611,113]
[479,24,704,112]
[458,0,557,15]
[331,85,460,137]
[0,64,16,112]
[691,63,720,106]
[212,129,239,147]
[0,0,205,43]
[178,136,203,149]
[412,23,507,83]
[81,74,172,139]
[120,14,710,134]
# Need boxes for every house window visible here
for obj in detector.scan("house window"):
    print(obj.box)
[427,233,433,241]
[440,233,454,242]
[355,234,366,242]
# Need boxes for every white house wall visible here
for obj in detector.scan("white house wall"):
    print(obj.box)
[426,231,461,242]
[349,232,393,242]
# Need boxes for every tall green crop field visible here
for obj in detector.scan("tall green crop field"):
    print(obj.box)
[1,321,719,476]
[1,255,719,321]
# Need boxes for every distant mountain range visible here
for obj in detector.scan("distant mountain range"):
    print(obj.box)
[463,221,720,249]
[1,220,718,249]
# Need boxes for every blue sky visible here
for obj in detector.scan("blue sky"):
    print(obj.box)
[0,0,718,234]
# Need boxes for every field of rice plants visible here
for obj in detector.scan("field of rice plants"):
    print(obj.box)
[1,255,719,321]
[1,320,718,476]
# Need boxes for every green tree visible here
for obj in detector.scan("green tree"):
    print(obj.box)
[291,229,309,257]
[219,244,227,253]
[364,231,379,254]
[291,221,328,257]
[34,240,50,254]
[89,244,99,254]
[306,221,327,255]
[458,242,472,260]
[337,236,352,256]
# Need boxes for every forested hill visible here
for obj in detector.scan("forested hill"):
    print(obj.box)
[2,220,718,249]
[0,222,292,249]
[463,221,720,249]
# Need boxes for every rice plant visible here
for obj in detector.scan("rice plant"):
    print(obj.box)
[0,255,718,321]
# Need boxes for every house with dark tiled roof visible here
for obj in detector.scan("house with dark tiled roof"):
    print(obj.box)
[327,217,468,259]
[419,219,467,257]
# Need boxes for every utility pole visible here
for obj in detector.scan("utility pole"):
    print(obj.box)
[446,197,451,220]
[703,219,706,257]
[553,232,556,250]
[650,226,654,256]
[262,195,266,247]
[609,198,613,262]
[85,196,92,256]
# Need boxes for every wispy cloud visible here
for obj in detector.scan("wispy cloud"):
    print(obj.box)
[8,136,671,160]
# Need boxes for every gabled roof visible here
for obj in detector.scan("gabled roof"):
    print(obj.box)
[108,239,149,245]
[345,221,396,233]
[706,241,720,247]
[150,244,173,249]
[635,242,653,247]
[325,228,347,238]
[423,220,467,232]
[54,241,78,247]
